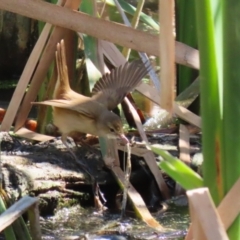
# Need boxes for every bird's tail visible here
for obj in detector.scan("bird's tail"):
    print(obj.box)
[53,39,71,99]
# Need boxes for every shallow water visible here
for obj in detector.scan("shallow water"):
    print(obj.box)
[41,201,189,240]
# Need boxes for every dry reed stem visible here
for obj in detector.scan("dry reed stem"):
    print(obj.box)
[174,104,201,128]
[0,196,38,232]
[187,188,230,240]
[15,127,54,142]
[14,0,81,131]
[217,178,240,229]
[0,22,52,132]
[124,98,170,199]
[185,178,240,239]
[159,0,175,111]
[179,124,191,164]
[112,165,164,230]
[97,38,165,224]
[0,0,199,69]
[99,39,169,198]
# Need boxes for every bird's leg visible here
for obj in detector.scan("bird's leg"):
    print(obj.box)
[61,134,77,159]
[61,134,89,170]
[76,139,100,154]
[61,134,106,210]
[61,135,95,180]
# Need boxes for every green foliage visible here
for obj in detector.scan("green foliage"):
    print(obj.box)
[81,0,102,81]
[195,0,240,238]
[152,1,240,235]
[0,197,16,240]
[176,1,198,95]
[151,145,203,190]
[105,0,159,31]
[195,0,221,204]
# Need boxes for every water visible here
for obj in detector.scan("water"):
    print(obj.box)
[41,202,189,240]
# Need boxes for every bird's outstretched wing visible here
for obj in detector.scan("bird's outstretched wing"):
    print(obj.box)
[91,60,151,110]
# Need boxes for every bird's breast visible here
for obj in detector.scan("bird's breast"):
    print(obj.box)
[52,107,99,136]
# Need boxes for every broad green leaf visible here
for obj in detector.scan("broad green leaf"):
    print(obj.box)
[0,197,16,240]
[151,144,203,190]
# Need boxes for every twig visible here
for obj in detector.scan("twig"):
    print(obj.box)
[121,143,131,218]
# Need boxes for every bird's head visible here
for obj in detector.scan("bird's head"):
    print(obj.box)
[97,111,129,143]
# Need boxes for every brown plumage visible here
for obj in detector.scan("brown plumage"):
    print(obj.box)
[32,40,150,155]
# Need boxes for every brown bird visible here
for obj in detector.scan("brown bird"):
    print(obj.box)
[32,40,150,157]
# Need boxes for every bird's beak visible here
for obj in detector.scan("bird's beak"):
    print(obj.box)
[118,133,129,144]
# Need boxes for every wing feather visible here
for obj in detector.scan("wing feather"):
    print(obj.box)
[92,60,151,110]
[32,96,102,119]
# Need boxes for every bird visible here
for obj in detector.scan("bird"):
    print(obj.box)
[32,40,150,158]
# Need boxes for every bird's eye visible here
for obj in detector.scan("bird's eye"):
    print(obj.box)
[109,128,115,132]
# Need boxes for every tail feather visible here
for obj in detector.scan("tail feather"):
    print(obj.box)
[53,40,71,99]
